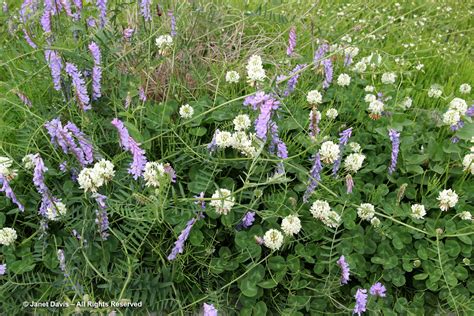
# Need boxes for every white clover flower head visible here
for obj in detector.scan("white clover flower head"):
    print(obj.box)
[448,98,468,114]
[353,61,367,73]
[310,200,331,219]
[0,156,12,169]
[319,141,340,164]
[428,86,442,98]
[462,153,474,175]
[179,104,194,119]
[442,109,461,126]
[349,142,361,153]
[459,211,472,221]
[233,114,251,131]
[326,108,338,119]
[225,71,240,83]
[210,188,235,215]
[364,94,377,103]
[0,156,15,179]
[307,90,323,104]
[401,97,413,109]
[415,63,424,71]
[323,211,341,228]
[215,130,235,148]
[337,73,351,87]
[155,34,173,54]
[459,83,471,94]
[381,72,397,84]
[263,229,284,250]
[370,217,381,227]
[46,201,67,221]
[22,154,37,170]
[411,204,426,220]
[78,168,97,192]
[232,131,255,157]
[437,189,458,211]
[344,46,359,57]
[344,153,366,173]
[93,159,115,183]
[368,100,385,117]
[246,55,266,85]
[0,227,17,246]
[364,85,375,92]
[357,203,375,221]
[281,215,301,236]
[143,162,166,188]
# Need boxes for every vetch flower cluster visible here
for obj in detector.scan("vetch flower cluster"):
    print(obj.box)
[77,159,115,192]
[337,255,350,284]
[65,62,91,111]
[88,41,102,100]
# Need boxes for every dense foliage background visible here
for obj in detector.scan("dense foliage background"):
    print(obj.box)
[0,0,473,315]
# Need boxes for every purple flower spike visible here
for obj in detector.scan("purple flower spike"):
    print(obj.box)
[303,153,322,203]
[287,26,296,56]
[45,50,62,91]
[388,129,400,175]
[123,27,134,40]
[93,193,109,240]
[96,0,107,28]
[322,58,333,89]
[41,7,52,34]
[16,92,32,107]
[194,192,206,209]
[269,121,288,159]
[353,289,368,315]
[255,97,279,140]
[281,64,306,97]
[336,255,350,284]
[65,62,91,111]
[140,0,151,21]
[333,128,353,175]
[203,303,218,316]
[164,164,176,183]
[167,217,198,260]
[0,264,6,275]
[466,105,474,117]
[369,282,386,298]
[168,10,176,36]
[23,29,37,49]
[0,174,25,212]
[345,174,354,194]
[138,86,147,101]
[111,118,147,179]
[241,212,255,228]
[88,42,102,100]
[313,42,329,66]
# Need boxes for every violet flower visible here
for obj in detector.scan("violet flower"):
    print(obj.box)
[16,92,32,107]
[40,7,52,34]
[344,53,352,67]
[20,0,37,23]
[255,97,279,140]
[450,120,464,131]
[123,27,134,40]
[96,0,107,28]
[0,264,6,275]
[281,64,306,97]
[93,193,109,240]
[207,129,219,153]
[313,42,328,66]
[23,29,37,49]
[2,2,7,13]
[72,0,81,19]
[167,217,197,261]
[241,211,255,228]
[88,42,102,100]
[322,58,333,89]
[269,121,288,159]
[303,153,322,203]
[286,26,296,56]
[203,303,218,316]
[466,105,474,117]
[138,86,147,101]
[353,289,368,315]
[140,0,151,21]
[336,255,350,284]
[168,10,176,36]
[60,0,74,19]
[388,129,400,174]
[164,163,176,183]
[87,17,97,27]
[194,192,206,209]
[111,118,147,179]
[32,154,58,217]
[65,62,91,111]
[369,282,386,297]
[309,109,320,137]
[45,50,62,91]
[345,174,354,194]
[0,174,25,212]
[333,128,352,175]
[57,249,68,276]
[450,136,459,143]
[45,118,94,166]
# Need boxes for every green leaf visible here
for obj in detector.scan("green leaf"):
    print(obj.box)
[239,277,258,297]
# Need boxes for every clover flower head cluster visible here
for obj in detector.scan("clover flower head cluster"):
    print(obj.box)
[179,104,194,119]
[246,55,266,86]
[437,189,458,211]
[155,34,173,55]
[319,141,340,164]
[381,72,397,84]
[357,203,375,221]
[307,89,322,104]
[310,200,341,228]
[210,188,235,215]
[460,211,472,221]
[212,130,256,157]
[459,83,471,94]
[326,108,338,119]
[443,97,468,128]
[428,86,442,98]
[226,70,240,83]
[0,156,17,180]
[462,153,474,175]
[143,162,175,188]
[281,214,301,236]
[263,229,284,250]
[344,153,366,173]
[0,227,17,246]
[411,204,426,219]
[233,114,251,131]
[77,159,115,192]
[45,200,67,221]
[337,73,351,86]
[368,99,385,119]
